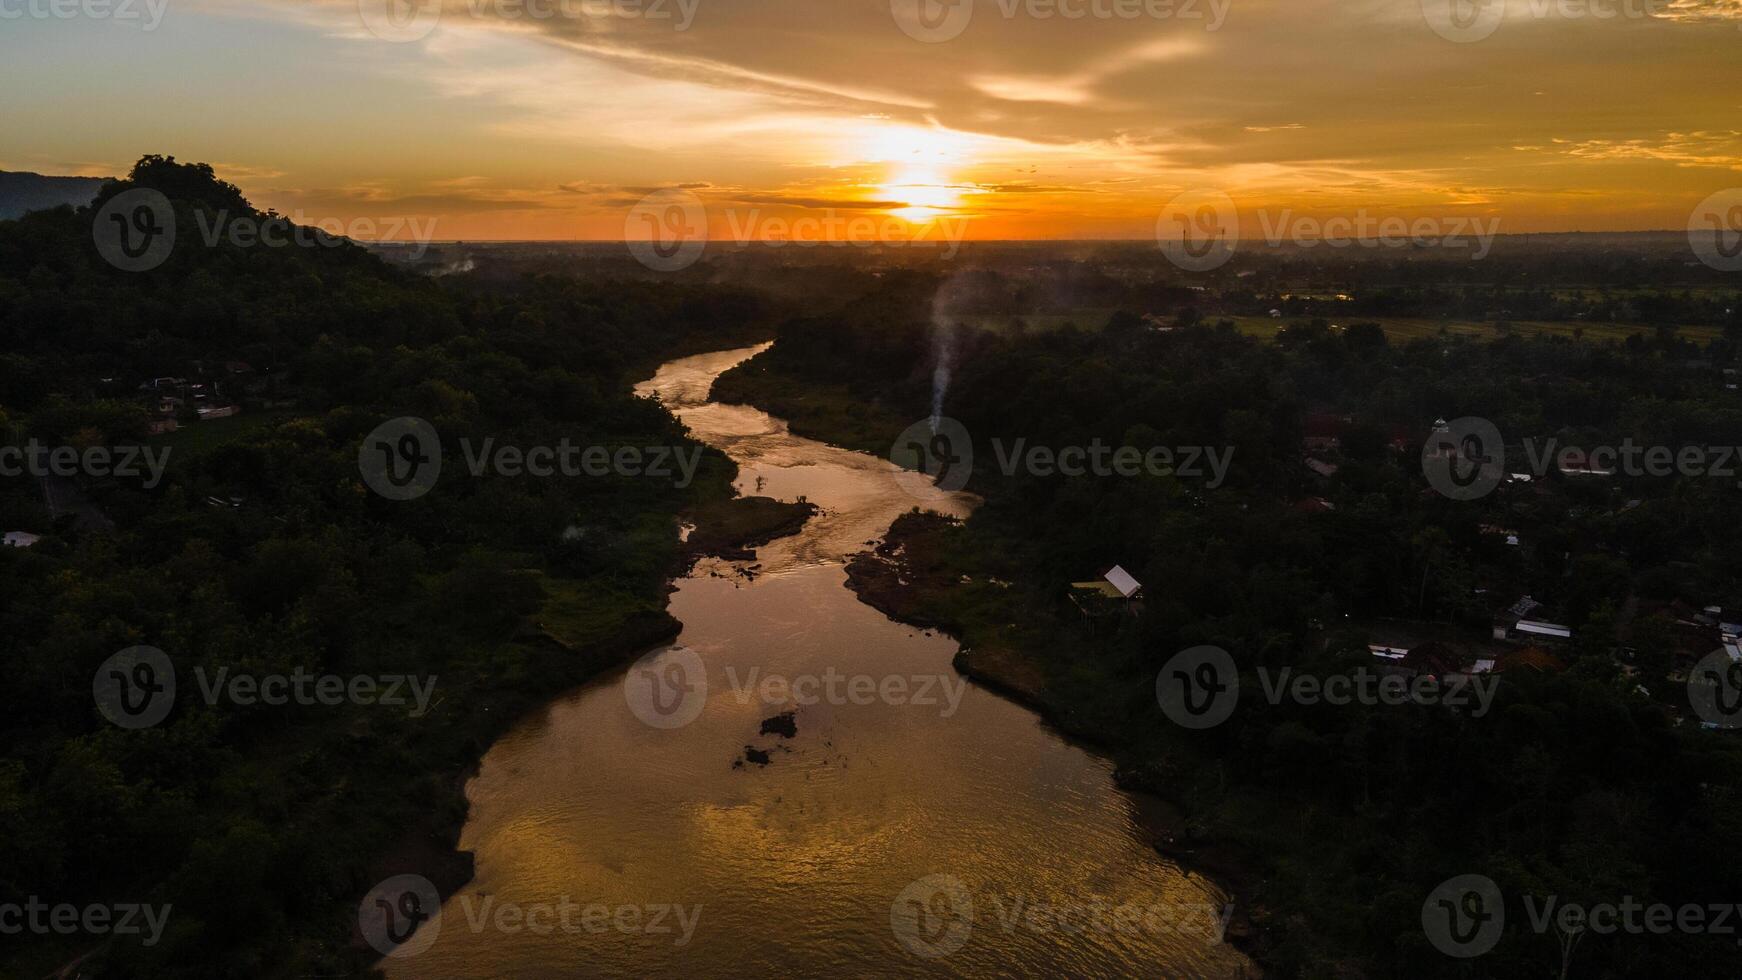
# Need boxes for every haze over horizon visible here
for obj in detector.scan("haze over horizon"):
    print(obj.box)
[5,0,1742,242]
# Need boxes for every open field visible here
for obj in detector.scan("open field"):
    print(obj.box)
[957,308,1728,345]
[153,410,300,455]
[1221,315,1725,344]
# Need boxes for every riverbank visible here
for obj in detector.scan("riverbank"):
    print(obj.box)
[361,493,817,969]
[844,511,1275,968]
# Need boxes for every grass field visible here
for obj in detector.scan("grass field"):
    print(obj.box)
[1220,315,1725,345]
[958,307,1724,345]
[153,409,299,455]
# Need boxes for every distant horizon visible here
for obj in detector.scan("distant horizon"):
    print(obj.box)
[6,1,1741,241]
[4,162,1727,243]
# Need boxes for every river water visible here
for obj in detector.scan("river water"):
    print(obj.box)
[386,345,1252,979]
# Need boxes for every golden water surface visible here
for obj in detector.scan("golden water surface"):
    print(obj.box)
[386,345,1253,979]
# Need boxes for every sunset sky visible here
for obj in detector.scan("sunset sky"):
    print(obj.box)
[3,0,1741,241]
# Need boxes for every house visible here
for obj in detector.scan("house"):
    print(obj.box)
[1514,619,1573,641]
[196,405,240,421]
[146,418,179,435]
[1720,635,1742,664]
[1492,596,1572,642]
[1493,596,1542,639]
[1068,565,1143,618]
[3,531,41,549]
[1073,564,1141,600]
[1304,457,1339,479]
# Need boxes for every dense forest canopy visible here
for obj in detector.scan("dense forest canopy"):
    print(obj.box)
[0,156,777,977]
[713,270,1742,977]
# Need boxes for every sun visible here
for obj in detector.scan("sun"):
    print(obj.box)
[860,124,974,223]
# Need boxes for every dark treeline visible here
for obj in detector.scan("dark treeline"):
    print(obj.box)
[0,158,776,977]
[715,270,1742,978]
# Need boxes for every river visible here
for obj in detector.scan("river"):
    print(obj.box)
[385,345,1252,979]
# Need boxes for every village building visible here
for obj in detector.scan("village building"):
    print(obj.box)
[1069,565,1143,619]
